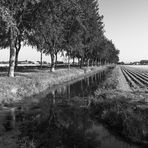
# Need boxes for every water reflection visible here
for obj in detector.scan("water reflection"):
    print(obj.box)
[18,101,141,148]
[1,70,145,148]
[44,72,105,107]
[19,105,101,148]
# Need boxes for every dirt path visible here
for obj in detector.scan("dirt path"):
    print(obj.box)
[116,66,132,92]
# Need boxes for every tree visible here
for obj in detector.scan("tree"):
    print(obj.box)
[105,40,119,64]
[0,0,40,76]
[97,37,119,64]
[78,0,104,66]
[26,31,45,69]
[0,5,18,77]
[28,0,65,72]
[61,0,85,68]
[0,0,119,76]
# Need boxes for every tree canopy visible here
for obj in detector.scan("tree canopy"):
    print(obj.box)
[0,0,119,76]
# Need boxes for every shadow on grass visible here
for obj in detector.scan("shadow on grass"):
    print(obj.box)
[0,65,79,74]
[0,72,8,77]
[0,65,49,73]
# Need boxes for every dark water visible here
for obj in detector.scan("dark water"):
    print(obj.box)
[0,70,144,148]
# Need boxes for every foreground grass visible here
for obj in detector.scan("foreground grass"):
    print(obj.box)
[91,66,148,145]
[0,66,104,105]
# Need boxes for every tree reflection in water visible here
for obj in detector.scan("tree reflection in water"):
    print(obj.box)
[17,72,106,147]
[3,70,142,148]
[18,97,101,148]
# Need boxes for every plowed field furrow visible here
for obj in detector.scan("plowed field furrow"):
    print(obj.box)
[125,67,148,79]
[124,69,148,86]
[120,68,140,89]
[121,67,145,87]
[122,68,147,86]
[120,66,148,89]
[125,68,148,84]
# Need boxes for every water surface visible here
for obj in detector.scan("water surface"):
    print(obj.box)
[1,70,145,148]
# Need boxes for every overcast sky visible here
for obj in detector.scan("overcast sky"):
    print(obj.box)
[98,0,148,62]
[1,0,148,62]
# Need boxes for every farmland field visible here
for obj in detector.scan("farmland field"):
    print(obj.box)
[128,65,148,73]
[129,65,148,69]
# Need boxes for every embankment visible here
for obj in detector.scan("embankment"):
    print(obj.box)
[0,66,108,105]
[91,66,148,146]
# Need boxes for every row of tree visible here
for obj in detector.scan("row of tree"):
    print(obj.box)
[0,0,119,77]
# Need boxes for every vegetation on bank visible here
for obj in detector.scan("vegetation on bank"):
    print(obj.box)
[2,66,148,147]
[0,0,119,77]
[91,66,148,146]
[0,66,105,105]
[0,65,109,148]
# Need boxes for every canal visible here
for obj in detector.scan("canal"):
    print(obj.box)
[0,69,146,148]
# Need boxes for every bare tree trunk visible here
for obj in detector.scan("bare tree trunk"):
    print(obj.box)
[15,47,21,70]
[91,59,93,67]
[100,59,102,66]
[104,60,106,65]
[15,36,21,70]
[15,49,19,70]
[78,58,80,66]
[68,55,70,70]
[8,28,16,77]
[79,58,82,68]
[95,59,97,66]
[55,52,58,63]
[80,57,84,68]
[72,57,75,66]
[50,53,55,72]
[87,59,89,67]
[94,59,96,66]
[55,52,58,68]
[97,58,99,66]
[40,49,43,69]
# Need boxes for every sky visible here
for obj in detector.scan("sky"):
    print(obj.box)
[98,0,148,62]
[0,0,148,63]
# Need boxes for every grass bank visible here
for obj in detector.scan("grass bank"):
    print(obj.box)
[91,66,148,146]
[0,66,107,105]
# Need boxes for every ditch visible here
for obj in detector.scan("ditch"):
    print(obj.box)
[0,67,146,148]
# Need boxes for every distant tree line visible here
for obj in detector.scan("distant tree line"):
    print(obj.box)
[140,60,148,65]
[0,0,119,77]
